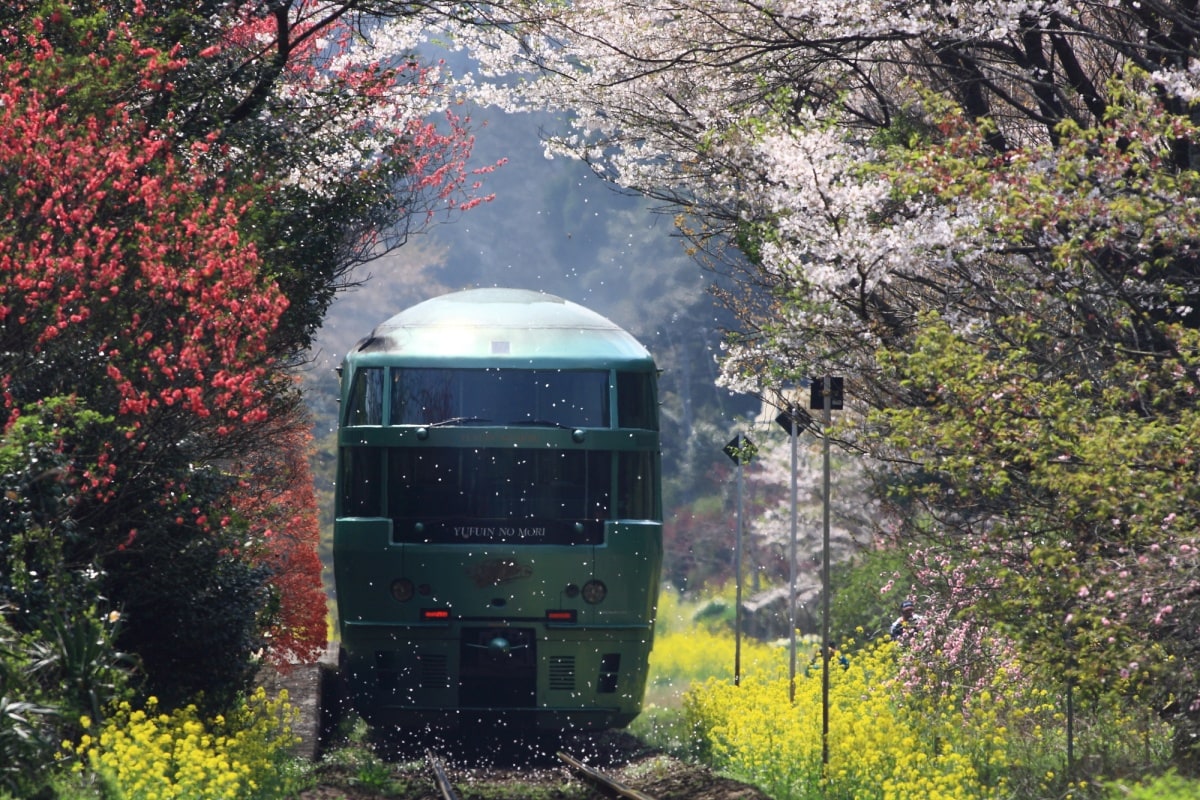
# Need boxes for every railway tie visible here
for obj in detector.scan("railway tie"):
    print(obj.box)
[557,751,658,800]
[426,750,460,800]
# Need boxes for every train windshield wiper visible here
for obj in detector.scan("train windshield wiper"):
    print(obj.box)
[508,419,573,429]
[428,416,493,426]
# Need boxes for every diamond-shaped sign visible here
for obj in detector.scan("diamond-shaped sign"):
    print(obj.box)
[723,434,757,465]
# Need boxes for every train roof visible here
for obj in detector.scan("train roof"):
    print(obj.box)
[345,288,656,368]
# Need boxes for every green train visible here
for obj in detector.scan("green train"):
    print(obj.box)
[332,288,663,731]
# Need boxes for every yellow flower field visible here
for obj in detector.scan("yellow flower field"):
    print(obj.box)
[67,688,300,800]
[683,639,1006,800]
[643,589,1178,800]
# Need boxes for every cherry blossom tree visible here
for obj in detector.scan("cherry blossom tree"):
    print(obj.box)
[429,0,1200,766]
[438,0,1200,384]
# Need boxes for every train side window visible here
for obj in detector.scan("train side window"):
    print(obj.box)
[345,367,384,426]
[340,446,382,517]
[616,451,660,520]
[616,371,658,430]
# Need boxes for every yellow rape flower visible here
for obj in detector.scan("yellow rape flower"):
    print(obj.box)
[66,687,301,800]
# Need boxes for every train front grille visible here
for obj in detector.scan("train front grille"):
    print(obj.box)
[417,653,450,689]
[548,655,576,692]
[459,627,537,708]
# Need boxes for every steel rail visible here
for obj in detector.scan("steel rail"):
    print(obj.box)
[426,750,460,800]
[557,751,658,800]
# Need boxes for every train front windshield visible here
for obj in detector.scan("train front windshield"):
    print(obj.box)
[345,367,658,431]
[392,368,609,427]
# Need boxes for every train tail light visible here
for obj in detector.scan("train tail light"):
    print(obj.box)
[546,609,577,623]
[421,608,451,621]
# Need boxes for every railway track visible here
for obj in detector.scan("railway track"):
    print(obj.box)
[425,750,459,800]
[424,748,661,800]
[557,750,659,800]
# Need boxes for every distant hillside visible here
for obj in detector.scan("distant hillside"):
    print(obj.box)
[304,102,754,450]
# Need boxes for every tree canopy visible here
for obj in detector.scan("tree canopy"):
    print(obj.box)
[0,1,498,755]
[433,0,1200,766]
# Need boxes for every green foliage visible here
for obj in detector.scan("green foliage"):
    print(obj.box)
[22,604,136,737]
[0,610,57,798]
[105,514,270,714]
[871,311,1200,698]
[0,397,116,623]
[1105,771,1200,800]
[691,595,736,632]
[857,81,1200,765]
[0,605,136,798]
[830,547,916,640]
[0,396,268,715]
[316,719,417,797]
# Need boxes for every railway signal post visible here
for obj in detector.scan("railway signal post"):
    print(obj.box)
[723,434,756,687]
[811,376,843,768]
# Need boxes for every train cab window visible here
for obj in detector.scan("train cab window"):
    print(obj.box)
[616,371,658,430]
[345,367,384,426]
[390,368,609,427]
[616,451,661,520]
[340,447,382,516]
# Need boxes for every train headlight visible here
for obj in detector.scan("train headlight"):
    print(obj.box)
[581,579,607,604]
[390,578,415,603]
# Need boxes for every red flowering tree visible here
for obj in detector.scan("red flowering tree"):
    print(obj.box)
[230,419,329,669]
[0,18,303,709]
[0,1,502,722]
[0,15,288,428]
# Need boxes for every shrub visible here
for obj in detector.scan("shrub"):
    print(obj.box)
[106,520,270,715]
[0,627,57,797]
[1104,771,1200,799]
[69,687,300,800]
[0,595,134,796]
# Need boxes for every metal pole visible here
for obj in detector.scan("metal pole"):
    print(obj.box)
[821,377,832,766]
[734,456,744,687]
[788,411,798,703]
